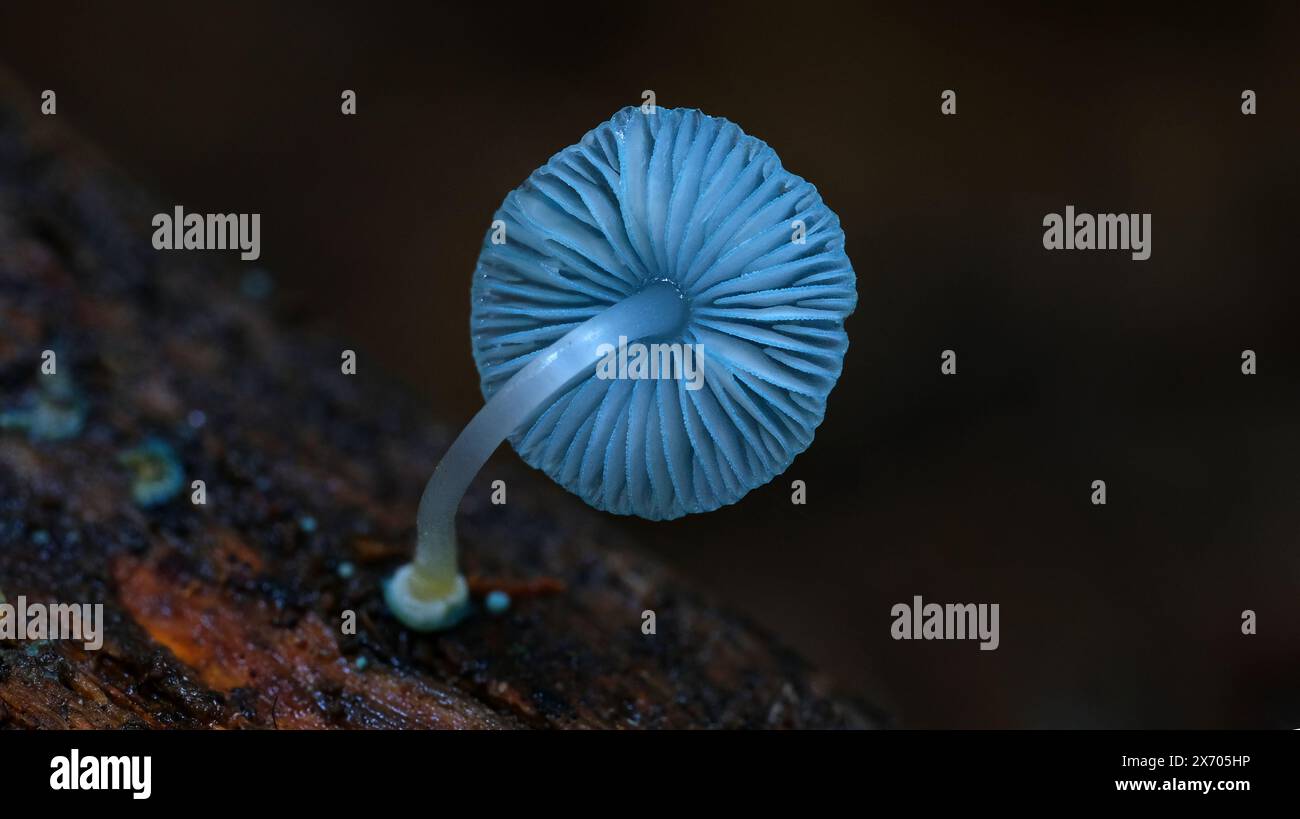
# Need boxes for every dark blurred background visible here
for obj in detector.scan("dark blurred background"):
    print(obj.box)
[2,2,1298,727]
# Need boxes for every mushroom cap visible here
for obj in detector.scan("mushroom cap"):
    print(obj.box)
[470,107,857,520]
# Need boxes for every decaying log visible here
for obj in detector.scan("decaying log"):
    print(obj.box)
[0,80,883,729]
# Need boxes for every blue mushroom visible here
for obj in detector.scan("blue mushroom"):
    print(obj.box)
[386,107,857,631]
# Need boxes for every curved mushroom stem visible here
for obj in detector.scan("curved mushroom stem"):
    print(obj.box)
[385,280,689,630]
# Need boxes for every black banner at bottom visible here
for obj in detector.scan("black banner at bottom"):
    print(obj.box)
[0,729,1291,807]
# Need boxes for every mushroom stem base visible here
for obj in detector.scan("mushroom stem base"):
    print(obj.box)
[384,564,469,632]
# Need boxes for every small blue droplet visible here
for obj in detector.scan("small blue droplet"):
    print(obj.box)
[355,656,369,670]
[298,515,318,533]
[31,529,50,545]
[118,438,184,508]
[485,590,511,615]
[187,409,207,429]
[3,369,88,442]
[337,561,355,579]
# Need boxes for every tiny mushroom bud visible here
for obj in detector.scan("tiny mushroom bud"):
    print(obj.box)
[386,108,857,631]
[118,438,185,508]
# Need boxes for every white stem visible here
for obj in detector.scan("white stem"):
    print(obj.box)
[408,280,688,599]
